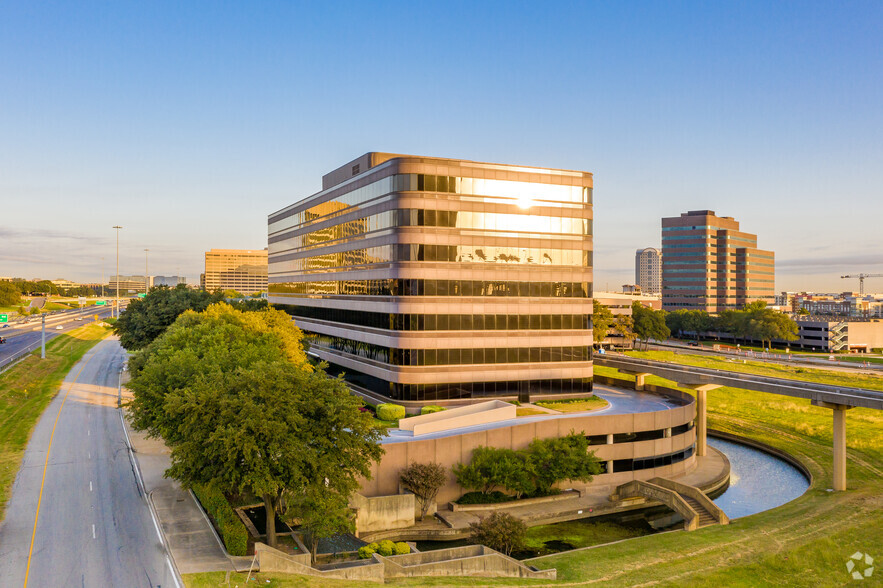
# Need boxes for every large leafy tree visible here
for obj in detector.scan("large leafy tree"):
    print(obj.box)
[128,304,382,547]
[0,281,21,306]
[289,485,355,565]
[592,300,615,346]
[114,284,222,350]
[631,302,670,346]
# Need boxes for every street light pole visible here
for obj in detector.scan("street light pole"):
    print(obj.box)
[144,248,149,293]
[113,226,122,318]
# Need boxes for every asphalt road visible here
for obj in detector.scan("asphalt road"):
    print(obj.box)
[0,307,115,369]
[0,337,178,587]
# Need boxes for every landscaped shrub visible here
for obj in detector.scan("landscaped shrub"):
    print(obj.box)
[469,512,526,556]
[377,403,406,421]
[456,491,514,505]
[420,405,446,415]
[394,541,411,555]
[377,539,397,556]
[358,545,376,559]
[192,482,249,556]
[399,462,447,520]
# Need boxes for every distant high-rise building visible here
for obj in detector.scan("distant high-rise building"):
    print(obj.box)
[153,275,187,287]
[203,249,268,295]
[635,247,661,294]
[109,275,149,294]
[661,210,774,312]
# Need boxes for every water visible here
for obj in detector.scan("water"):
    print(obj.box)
[708,437,810,519]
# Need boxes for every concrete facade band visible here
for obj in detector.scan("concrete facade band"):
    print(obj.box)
[268,153,594,402]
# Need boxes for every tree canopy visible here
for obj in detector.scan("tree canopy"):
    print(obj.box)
[114,284,222,350]
[665,302,798,348]
[592,300,614,345]
[0,281,20,306]
[632,302,670,343]
[127,303,383,547]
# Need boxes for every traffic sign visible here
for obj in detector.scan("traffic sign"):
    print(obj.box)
[0,314,7,323]
[96,301,106,306]
[137,293,146,298]
[78,296,87,306]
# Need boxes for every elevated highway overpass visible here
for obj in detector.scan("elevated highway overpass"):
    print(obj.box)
[595,354,883,491]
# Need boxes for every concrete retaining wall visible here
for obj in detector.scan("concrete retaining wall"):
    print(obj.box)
[451,488,582,512]
[378,545,556,580]
[351,492,415,537]
[254,543,384,582]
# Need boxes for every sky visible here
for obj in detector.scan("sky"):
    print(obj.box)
[1,2,881,293]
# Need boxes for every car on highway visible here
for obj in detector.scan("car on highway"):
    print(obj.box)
[0,337,6,344]
[56,325,64,330]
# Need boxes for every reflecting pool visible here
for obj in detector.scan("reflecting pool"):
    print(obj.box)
[708,437,810,519]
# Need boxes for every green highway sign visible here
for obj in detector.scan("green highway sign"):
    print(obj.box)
[0,314,7,323]
[96,301,107,306]
[137,293,146,298]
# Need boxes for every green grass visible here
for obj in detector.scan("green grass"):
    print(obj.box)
[535,396,609,413]
[184,363,883,587]
[0,323,111,515]
[42,301,73,311]
[524,520,647,554]
[837,355,883,365]
[517,407,548,416]
[625,349,883,392]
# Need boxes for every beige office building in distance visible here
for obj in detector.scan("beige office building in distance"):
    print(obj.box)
[203,248,268,295]
[661,210,774,312]
[268,152,594,402]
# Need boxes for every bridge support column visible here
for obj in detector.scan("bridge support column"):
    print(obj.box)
[622,371,652,391]
[812,400,854,491]
[681,384,721,457]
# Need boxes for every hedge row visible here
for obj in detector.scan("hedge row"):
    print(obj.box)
[192,482,249,556]
[358,540,410,558]
[377,403,406,421]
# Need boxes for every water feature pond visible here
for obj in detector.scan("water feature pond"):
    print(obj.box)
[707,437,810,518]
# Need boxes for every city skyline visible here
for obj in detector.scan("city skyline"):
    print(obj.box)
[1,3,881,292]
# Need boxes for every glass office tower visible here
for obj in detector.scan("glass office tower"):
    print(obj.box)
[268,153,594,402]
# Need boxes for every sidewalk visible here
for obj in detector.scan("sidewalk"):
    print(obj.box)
[120,387,237,574]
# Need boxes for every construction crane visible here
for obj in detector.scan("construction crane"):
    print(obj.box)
[841,273,883,295]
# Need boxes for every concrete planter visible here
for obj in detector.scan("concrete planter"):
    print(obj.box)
[451,489,583,512]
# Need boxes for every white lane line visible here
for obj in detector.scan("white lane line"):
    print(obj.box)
[90,481,93,492]
[87,429,90,436]
[92,524,96,539]
[88,452,91,459]
[168,558,183,588]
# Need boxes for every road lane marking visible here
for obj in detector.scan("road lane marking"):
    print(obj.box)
[23,345,99,588]
[89,481,93,492]
[92,524,96,539]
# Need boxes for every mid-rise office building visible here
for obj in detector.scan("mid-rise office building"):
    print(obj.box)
[635,247,662,294]
[269,152,594,402]
[108,275,149,294]
[661,210,774,312]
[153,275,187,288]
[203,249,268,295]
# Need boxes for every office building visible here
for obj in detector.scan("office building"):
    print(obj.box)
[153,275,187,288]
[269,152,594,402]
[661,210,774,312]
[635,247,662,294]
[108,275,149,294]
[203,249,268,295]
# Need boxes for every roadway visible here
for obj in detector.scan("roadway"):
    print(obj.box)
[0,306,116,370]
[0,337,178,587]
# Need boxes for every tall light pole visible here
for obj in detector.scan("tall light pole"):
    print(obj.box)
[101,257,105,297]
[113,226,122,318]
[144,248,150,293]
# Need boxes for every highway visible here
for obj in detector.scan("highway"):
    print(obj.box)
[0,306,116,370]
[0,337,179,587]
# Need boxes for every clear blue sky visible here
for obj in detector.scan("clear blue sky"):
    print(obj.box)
[1,2,881,292]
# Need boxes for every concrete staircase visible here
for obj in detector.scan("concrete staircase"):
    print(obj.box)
[611,477,728,531]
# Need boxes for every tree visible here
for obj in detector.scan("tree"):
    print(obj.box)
[526,433,601,495]
[0,281,20,306]
[127,303,382,548]
[453,447,512,495]
[400,463,447,521]
[114,284,222,350]
[469,512,526,556]
[631,302,670,347]
[742,301,798,349]
[612,314,635,347]
[592,300,614,346]
[289,485,354,565]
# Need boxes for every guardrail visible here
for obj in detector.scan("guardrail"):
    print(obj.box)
[0,338,44,374]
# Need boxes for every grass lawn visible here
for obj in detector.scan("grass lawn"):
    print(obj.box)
[517,407,548,416]
[625,349,883,392]
[535,396,608,413]
[184,363,883,587]
[0,323,110,515]
[523,520,647,555]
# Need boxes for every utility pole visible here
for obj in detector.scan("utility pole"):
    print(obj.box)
[144,248,150,293]
[101,257,105,297]
[41,313,46,359]
[113,226,122,318]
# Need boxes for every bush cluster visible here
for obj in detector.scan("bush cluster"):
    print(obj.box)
[192,482,249,556]
[453,433,601,500]
[358,540,411,558]
[420,405,446,415]
[377,403,406,421]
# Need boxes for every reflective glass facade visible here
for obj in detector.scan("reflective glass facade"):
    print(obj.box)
[269,153,593,401]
